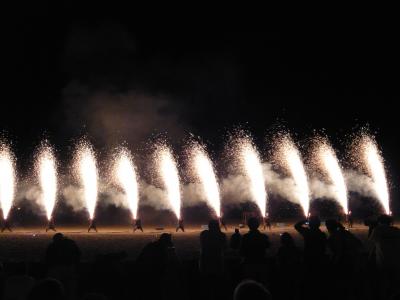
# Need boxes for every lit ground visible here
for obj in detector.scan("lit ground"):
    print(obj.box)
[0,224,371,262]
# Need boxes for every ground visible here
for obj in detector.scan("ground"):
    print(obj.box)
[0,224,373,262]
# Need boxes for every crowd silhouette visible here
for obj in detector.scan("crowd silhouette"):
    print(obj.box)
[0,214,399,300]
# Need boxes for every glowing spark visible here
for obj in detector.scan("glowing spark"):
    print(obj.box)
[317,141,348,214]
[278,136,310,216]
[361,136,390,214]
[237,137,267,217]
[191,145,221,217]
[0,145,16,220]
[114,149,139,219]
[76,143,98,220]
[156,145,181,219]
[36,145,57,220]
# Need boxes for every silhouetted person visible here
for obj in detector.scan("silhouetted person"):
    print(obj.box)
[88,219,97,232]
[240,217,270,263]
[294,216,327,267]
[27,278,65,300]
[1,219,12,232]
[199,219,227,275]
[176,218,184,232]
[369,214,400,299]
[364,218,378,237]
[277,232,302,269]
[136,233,181,299]
[233,279,272,300]
[277,232,302,299]
[326,219,362,267]
[230,228,242,250]
[45,233,81,267]
[133,218,143,232]
[46,218,56,232]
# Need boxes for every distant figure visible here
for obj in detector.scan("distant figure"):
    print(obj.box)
[294,216,327,267]
[263,214,271,230]
[230,228,242,250]
[27,278,65,300]
[88,219,98,232]
[240,217,270,263]
[233,279,272,300]
[219,217,228,231]
[346,211,354,228]
[46,218,56,232]
[199,219,227,275]
[133,218,143,232]
[1,219,12,232]
[369,215,400,299]
[176,218,185,232]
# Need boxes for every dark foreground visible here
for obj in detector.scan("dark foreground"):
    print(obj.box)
[0,223,399,300]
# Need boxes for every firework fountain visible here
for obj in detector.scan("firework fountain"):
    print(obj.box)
[75,142,99,232]
[190,143,226,229]
[276,135,310,217]
[358,135,390,214]
[36,143,58,231]
[0,144,15,232]
[114,148,142,232]
[155,144,183,231]
[315,140,348,215]
[236,135,268,226]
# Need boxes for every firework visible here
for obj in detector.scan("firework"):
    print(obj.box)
[276,135,310,216]
[36,143,58,220]
[316,140,348,214]
[236,136,267,217]
[114,148,140,219]
[0,144,16,220]
[75,142,98,220]
[190,143,221,217]
[357,135,390,214]
[155,144,181,219]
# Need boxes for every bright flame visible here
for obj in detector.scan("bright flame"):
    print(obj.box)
[0,145,16,220]
[37,145,57,220]
[192,146,221,217]
[156,145,181,219]
[317,142,348,214]
[76,143,98,220]
[278,136,310,216]
[238,138,267,217]
[362,136,390,214]
[114,149,139,219]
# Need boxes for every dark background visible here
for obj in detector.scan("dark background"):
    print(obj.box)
[2,11,399,224]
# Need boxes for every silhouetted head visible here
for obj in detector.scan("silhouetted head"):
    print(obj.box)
[235,228,240,234]
[234,279,272,300]
[158,233,173,248]
[27,278,65,300]
[52,233,64,242]
[377,214,393,226]
[308,216,321,229]
[280,232,295,247]
[208,219,220,232]
[325,219,339,233]
[247,217,260,231]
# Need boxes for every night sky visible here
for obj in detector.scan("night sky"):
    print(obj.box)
[3,12,399,221]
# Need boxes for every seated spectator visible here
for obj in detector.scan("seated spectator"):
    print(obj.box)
[27,278,65,300]
[234,279,272,300]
